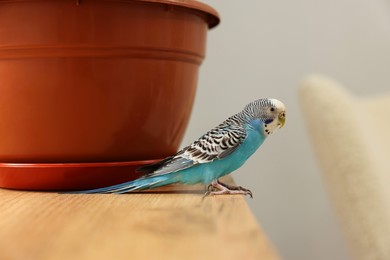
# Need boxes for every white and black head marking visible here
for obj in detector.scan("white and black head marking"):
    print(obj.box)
[244,98,286,136]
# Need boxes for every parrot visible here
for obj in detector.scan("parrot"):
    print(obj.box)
[71,98,286,197]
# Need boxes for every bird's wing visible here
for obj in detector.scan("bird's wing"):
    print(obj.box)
[138,125,247,178]
[184,125,247,162]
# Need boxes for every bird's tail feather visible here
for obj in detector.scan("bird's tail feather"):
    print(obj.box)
[67,175,172,194]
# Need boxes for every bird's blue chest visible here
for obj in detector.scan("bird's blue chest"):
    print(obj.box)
[220,127,265,170]
[175,120,266,185]
[197,122,266,183]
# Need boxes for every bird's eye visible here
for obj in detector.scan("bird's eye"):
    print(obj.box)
[270,107,275,112]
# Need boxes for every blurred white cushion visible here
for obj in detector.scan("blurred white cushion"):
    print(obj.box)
[300,75,390,260]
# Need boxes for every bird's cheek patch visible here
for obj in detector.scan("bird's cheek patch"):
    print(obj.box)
[264,119,274,124]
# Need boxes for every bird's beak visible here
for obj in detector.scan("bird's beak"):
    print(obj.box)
[278,112,286,128]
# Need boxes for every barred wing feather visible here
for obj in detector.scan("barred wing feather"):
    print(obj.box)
[138,125,247,178]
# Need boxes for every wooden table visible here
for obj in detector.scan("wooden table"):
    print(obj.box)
[0,176,278,260]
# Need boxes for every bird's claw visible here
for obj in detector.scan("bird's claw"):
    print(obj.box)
[203,180,253,199]
[206,184,217,192]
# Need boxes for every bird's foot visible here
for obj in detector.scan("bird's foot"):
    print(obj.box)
[204,180,253,198]
[217,180,253,198]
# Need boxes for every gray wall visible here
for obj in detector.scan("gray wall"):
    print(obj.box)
[181,1,390,259]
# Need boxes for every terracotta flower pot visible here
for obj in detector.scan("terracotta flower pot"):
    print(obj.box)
[0,0,219,190]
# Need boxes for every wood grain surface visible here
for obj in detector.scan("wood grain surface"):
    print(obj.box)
[0,176,278,260]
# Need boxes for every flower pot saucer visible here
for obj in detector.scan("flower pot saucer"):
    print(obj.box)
[0,160,160,191]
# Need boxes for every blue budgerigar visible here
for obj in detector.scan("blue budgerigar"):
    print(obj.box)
[73,98,286,197]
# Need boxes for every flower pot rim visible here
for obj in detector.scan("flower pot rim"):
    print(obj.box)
[132,0,220,28]
[1,0,220,28]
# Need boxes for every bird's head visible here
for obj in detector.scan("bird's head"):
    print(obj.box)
[243,98,286,136]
